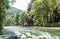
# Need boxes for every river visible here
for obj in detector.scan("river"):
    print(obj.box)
[3,26,43,35]
[0,26,59,39]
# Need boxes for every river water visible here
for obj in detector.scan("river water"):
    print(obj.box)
[0,26,59,39]
[3,26,43,35]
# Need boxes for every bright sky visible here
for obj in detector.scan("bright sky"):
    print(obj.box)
[11,0,31,11]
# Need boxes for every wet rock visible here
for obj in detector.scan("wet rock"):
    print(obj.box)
[25,33,32,38]
[34,36,46,39]
[0,32,59,39]
[20,33,32,39]
[14,31,21,36]
[27,37,34,39]
[32,35,36,38]
[8,35,19,39]
[20,34,27,39]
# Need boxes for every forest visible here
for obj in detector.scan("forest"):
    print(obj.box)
[0,0,60,29]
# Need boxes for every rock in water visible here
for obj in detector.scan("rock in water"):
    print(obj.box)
[20,34,27,39]
[25,33,32,38]
[8,35,18,39]
[14,31,21,36]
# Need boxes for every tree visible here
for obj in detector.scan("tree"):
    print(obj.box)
[30,0,60,26]
[19,12,34,26]
[30,0,50,26]
[19,12,25,26]
[0,0,9,33]
[16,12,19,25]
[53,0,60,22]
[0,0,15,34]
[26,13,34,26]
[30,0,43,26]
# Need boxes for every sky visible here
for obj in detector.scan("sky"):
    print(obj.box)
[11,0,31,11]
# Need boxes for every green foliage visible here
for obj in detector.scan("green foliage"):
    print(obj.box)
[19,12,25,25]
[30,0,49,26]
[16,12,19,25]
[30,0,60,26]
[3,16,16,26]
[19,12,34,26]
[0,0,10,30]
[0,0,16,31]
[2,0,60,27]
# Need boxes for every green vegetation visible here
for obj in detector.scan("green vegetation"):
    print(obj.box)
[0,0,60,37]
[0,0,10,33]
[2,0,60,27]
[0,0,15,34]
[0,0,60,28]
[30,0,60,26]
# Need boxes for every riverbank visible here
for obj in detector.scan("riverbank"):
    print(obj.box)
[23,26,60,30]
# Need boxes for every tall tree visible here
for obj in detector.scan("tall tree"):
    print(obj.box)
[0,0,15,34]
[30,0,59,26]
[16,12,19,25]
[0,0,9,32]
[30,0,50,26]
